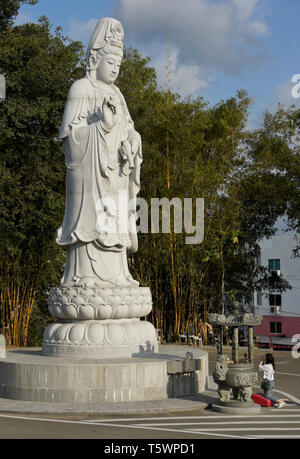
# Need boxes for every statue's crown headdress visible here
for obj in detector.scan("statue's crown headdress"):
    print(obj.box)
[86,17,124,63]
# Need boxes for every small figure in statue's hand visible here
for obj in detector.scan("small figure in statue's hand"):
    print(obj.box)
[119,139,135,169]
[120,129,140,169]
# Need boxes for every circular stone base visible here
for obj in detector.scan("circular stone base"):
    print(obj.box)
[0,346,209,406]
[42,318,159,358]
[211,400,261,414]
[0,349,167,404]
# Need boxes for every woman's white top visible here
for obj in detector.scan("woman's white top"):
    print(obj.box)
[259,363,274,381]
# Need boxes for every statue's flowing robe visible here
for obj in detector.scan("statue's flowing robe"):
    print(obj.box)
[57,77,142,287]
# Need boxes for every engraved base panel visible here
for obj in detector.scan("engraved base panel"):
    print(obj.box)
[42,319,159,358]
[48,286,152,320]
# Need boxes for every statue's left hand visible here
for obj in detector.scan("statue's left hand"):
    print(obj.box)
[127,130,141,155]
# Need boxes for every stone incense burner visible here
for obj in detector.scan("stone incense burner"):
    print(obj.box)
[209,302,262,412]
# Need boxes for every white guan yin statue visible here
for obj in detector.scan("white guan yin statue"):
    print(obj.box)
[42,18,158,358]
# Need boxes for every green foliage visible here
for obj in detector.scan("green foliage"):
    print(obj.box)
[118,50,296,340]
[0,15,85,343]
[0,17,85,274]
[0,0,38,32]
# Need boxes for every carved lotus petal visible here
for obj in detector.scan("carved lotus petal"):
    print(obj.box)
[125,323,139,343]
[114,304,128,318]
[64,305,78,319]
[107,324,125,344]
[70,296,86,307]
[106,295,121,306]
[60,295,70,306]
[48,292,56,302]
[78,287,94,297]
[96,304,113,319]
[79,304,95,320]
[129,303,141,318]
[69,323,85,344]
[141,304,152,316]
[141,321,154,339]
[54,324,70,343]
[44,323,60,341]
[51,305,66,319]
[123,296,132,305]
[91,296,104,307]
[86,323,105,345]
[86,295,97,307]
[101,288,114,296]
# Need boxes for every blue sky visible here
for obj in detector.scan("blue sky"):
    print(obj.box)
[16,0,300,129]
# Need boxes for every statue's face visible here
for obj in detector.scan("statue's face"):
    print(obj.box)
[96,53,122,85]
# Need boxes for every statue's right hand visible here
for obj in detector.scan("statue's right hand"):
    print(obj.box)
[102,96,117,131]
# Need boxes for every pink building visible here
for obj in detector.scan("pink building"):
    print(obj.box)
[253,233,300,349]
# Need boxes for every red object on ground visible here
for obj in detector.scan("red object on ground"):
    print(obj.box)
[251,393,273,407]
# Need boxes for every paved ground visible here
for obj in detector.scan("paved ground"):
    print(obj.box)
[0,346,299,440]
[1,404,300,440]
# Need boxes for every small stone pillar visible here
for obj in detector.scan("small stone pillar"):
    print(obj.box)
[232,326,239,363]
[248,326,254,363]
[216,326,223,356]
[0,335,6,359]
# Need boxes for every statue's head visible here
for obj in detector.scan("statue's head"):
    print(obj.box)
[86,17,124,84]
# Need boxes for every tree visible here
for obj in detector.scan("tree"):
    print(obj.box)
[118,54,295,341]
[243,105,300,253]
[0,0,38,32]
[0,16,85,344]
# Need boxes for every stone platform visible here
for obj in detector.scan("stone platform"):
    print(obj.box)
[0,345,208,408]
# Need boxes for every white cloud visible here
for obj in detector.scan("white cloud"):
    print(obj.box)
[112,0,269,96]
[150,43,216,96]
[232,0,260,21]
[67,18,99,44]
[248,20,269,36]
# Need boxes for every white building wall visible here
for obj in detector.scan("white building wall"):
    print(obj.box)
[254,234,300,318]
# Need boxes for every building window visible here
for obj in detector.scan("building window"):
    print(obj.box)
[268,259,280,271]
[269,294,282,306]
[257,291,262,306]
[270,322,282,334]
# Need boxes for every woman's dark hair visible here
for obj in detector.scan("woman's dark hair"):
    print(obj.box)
[265,353,275,370]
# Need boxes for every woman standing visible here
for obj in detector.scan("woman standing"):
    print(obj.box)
[259,353,286,408]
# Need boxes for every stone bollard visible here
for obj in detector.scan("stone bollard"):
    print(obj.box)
[0,335,6,359]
